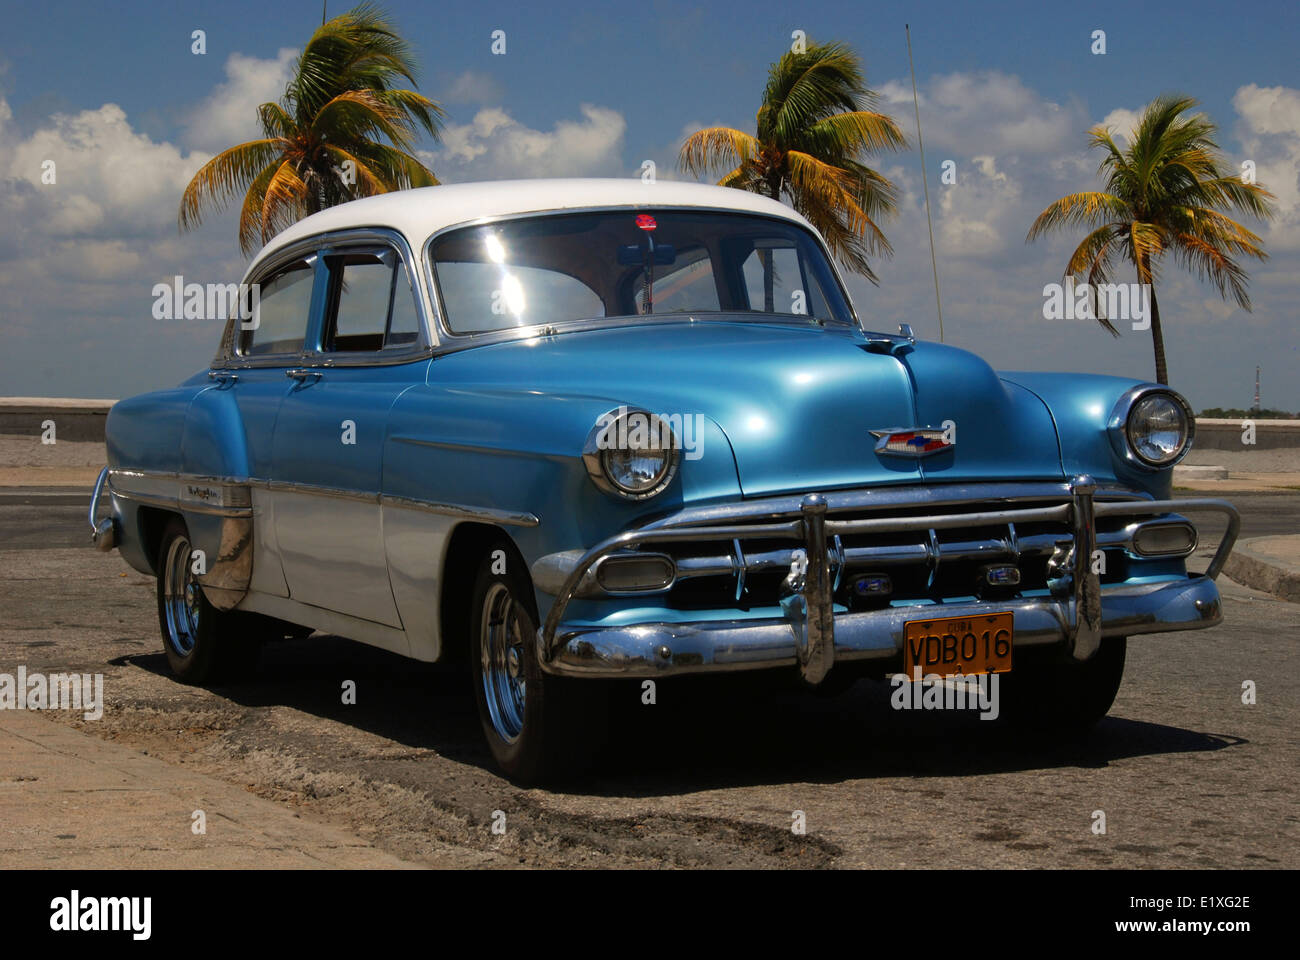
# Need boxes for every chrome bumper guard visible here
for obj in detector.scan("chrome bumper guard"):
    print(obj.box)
[537,477,1240,681]
[89,466,117,552]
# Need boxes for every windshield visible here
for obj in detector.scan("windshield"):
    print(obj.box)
[427,209,856,335]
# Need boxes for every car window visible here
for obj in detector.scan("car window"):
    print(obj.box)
[323,249,422,352]
[633,248,718,314]
[434,262,605,333]
[741,241,836,319]
[241,259,314,357]
[428,210,855,335]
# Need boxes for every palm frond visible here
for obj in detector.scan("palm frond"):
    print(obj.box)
[677,127,760,179]
[179,2,443,249]
[178,139,284,231]
[1026,192,1130,241]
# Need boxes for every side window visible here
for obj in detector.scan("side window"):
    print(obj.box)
[741,242,827,318]
[324,248,423,353]
[240,259,314,356]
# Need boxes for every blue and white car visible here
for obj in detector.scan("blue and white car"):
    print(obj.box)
[91,179,1239,782]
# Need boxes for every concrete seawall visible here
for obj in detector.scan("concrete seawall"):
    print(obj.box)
[0,398,116,443]
[1193,418,1300,451]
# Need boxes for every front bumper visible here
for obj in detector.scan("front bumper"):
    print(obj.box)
[542,575,1223,677]
[535,477,1239,681]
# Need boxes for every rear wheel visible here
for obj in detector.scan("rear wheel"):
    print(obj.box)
[156,517,260,684]
[469,538,604,783]
[1000,637,1126,734]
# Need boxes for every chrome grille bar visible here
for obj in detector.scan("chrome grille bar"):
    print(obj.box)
[538,485,1241,678]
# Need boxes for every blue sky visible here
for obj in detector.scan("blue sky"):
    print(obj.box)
[1,0,1298,408]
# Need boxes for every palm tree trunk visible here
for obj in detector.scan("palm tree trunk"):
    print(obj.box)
[1149,286,1168,384]
[1140,258,1168,384]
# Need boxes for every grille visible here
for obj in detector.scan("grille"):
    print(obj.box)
[654,500,1150,612]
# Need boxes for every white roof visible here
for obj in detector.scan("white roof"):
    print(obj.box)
[251,178,813,268]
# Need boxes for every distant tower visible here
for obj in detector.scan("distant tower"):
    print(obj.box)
[1254,366,1261,411]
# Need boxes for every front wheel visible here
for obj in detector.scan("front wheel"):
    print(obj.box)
[155,517,260,684]
[469,539,604,783]
[1000,637,1126,734]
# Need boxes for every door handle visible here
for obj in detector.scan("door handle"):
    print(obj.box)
[285,369,322,382]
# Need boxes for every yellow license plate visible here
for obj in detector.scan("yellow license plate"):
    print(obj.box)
[902,612,1013,678]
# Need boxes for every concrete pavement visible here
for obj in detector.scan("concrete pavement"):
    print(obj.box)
[0,710,423,868]
[1224,536,1300,603]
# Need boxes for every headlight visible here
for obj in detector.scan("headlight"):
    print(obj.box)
[582,407,681,501]
[1109,386,1195,469]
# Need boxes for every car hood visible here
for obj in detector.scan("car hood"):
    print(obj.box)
[445,320,1065,497]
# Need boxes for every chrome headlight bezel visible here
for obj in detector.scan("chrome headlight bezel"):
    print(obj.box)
[582,407,682,501]
[1108,385,1195,470]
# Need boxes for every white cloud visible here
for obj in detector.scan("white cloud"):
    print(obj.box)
[426,104,626,181]
[0,94,234,397]
[183,49,298,152]
[1096,106,1142,144]
[933,154,1023,258]
[441,70,504,105]
[1233,83,1300,249]
[1,100,204,242]
[880,71,1087,157]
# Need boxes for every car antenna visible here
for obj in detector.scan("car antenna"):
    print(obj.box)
[636,214,658,314]
[907,24,944,343]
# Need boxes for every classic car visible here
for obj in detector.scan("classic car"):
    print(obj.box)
[90,178,1239,782]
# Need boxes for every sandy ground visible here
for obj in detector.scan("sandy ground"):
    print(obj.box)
[0,499,1295,869]
[0,436,105,488]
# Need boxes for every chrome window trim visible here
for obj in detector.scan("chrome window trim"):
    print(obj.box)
[212,248,319,367]
[213,227,441,370]
[418,204,869,354]
[1107,383,1196,470]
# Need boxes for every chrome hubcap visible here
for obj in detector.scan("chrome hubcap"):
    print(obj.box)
[163,535,200,657]
[480,582,529,742]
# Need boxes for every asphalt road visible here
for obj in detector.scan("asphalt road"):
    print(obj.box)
[1,493,1296,868]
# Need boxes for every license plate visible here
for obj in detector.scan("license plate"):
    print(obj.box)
[902,612,1013,678]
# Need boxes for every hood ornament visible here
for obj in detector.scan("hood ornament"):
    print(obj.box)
[871,428,954,458]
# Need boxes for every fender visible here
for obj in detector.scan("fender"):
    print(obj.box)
[178,383,255,610]
[105,382,256,610]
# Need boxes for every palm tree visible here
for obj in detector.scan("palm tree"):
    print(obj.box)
[1027,95,1274,384]
[679,40,905,288]
[179,2,444,255]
